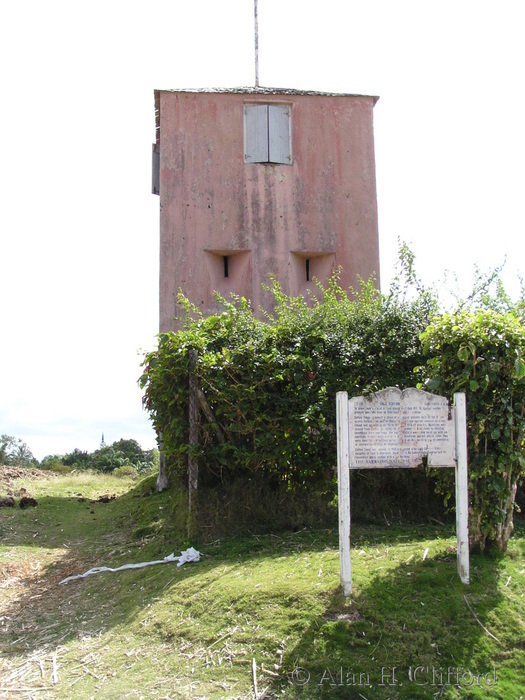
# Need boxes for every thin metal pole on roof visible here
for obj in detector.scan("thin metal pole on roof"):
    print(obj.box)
[254,0,259,87]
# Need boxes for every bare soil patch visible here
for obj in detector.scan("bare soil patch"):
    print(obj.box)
[0,466,58,498]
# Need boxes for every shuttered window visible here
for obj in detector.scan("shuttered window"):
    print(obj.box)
[152,143,160,195]
[244,104,292,164]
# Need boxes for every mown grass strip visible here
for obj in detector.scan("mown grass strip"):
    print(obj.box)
[1,470,524,699]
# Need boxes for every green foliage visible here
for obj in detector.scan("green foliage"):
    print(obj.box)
[113,465,140,479]
[61,448,92,469]
[139,271,436,490]
[40,456,73,474]
[420,310,525,551]
[0,434,36,466]
[111,439,149,464]
[40,455,64,471]
[453,259,525,320]
[53,441,159,475]
[140,247,525,551]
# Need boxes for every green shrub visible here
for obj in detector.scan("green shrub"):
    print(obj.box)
[420,310,525,551]
[47,462,72,474]
[139,273,436,492]
[113,465,140,479]
[40,456,64,471]
[140,249,525,550]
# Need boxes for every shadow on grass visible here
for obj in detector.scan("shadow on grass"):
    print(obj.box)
[270,544,511,700]
[1,493,458,658]
[1,476,520,699]
[0,478,182,657]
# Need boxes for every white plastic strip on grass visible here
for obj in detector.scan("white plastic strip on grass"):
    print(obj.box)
[59,547,201,585]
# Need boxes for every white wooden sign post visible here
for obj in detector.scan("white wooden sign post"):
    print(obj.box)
[336,387,469,596]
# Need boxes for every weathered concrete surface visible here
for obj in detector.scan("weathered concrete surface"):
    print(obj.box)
[155,88,380,330]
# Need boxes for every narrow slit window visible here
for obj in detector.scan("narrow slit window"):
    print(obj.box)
[223,255,229,278]
[306,259,310,282]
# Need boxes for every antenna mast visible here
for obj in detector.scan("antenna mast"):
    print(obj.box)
[254,0,259,87]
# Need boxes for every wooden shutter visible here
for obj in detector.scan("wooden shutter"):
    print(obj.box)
[152,143,160,195]
[268,105,291,164]
[244,104,269,163]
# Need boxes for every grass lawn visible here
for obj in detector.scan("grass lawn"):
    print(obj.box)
[1,468,524,699]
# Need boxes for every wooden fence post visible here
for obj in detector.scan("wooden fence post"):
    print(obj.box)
[188,349,200,515]
[156,431,169,492]
[454,392,470,584]
[336,391,352,596]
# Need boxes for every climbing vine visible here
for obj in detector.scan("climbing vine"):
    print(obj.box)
[140,274,434,490]
[420,310,525,551]
[140,257,525,551]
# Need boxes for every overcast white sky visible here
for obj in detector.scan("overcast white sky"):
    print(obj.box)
[1,0,524,460]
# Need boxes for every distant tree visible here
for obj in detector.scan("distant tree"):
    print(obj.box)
[62,448,93,469]
[40,455,73,473]
[0,435,36,466]
[111,439,145,464]
[88,439,157,474]
[40,455,64,469]
[91,445,121,472]
[144,448,160,472]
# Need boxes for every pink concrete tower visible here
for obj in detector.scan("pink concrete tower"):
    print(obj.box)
[152,87,380,332]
